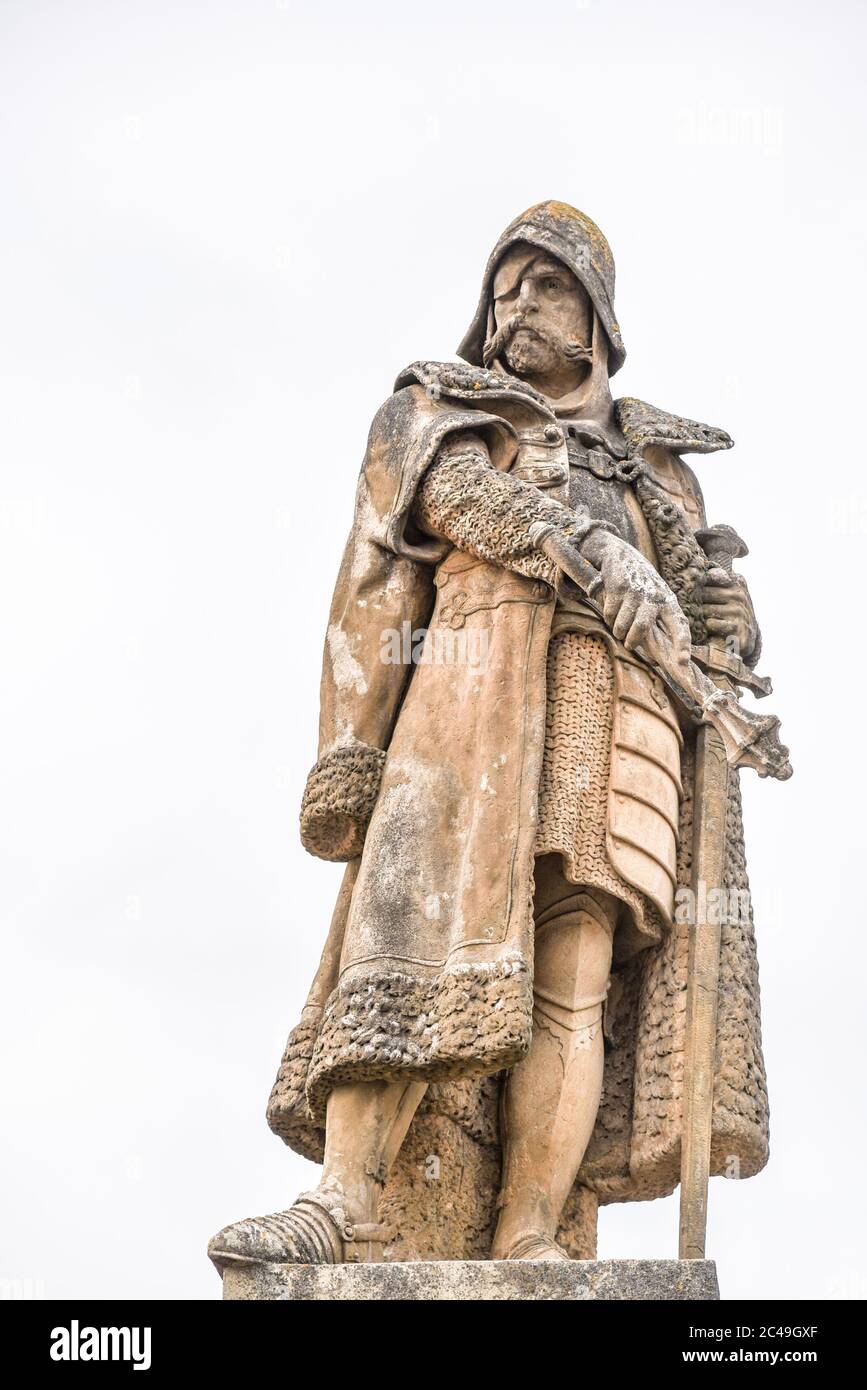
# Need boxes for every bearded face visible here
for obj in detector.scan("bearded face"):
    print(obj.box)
[485,244,594,388]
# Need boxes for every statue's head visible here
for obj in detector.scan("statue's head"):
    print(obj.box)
[485,244,594,387]
[457,201,626,392]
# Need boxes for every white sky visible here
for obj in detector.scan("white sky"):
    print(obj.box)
[1,0,865,1301]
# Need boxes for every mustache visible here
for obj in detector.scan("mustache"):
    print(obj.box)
[482,311,593,368]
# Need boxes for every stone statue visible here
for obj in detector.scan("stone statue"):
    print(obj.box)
[209,201,790,1278]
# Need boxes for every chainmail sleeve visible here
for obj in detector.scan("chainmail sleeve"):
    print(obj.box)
[413,432,606,586]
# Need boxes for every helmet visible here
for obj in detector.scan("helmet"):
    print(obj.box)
[457,200,626,375]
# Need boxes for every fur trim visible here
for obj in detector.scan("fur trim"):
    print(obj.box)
[266,959,534,1146]
[299,743,387,862]
[265,1008,324,1160]
[615,397,732,456]
[396,359,549,407]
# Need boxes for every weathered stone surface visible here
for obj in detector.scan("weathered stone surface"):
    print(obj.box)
[222,1259,719,1302]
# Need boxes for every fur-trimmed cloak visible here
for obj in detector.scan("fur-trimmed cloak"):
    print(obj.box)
[266,361,768,1243]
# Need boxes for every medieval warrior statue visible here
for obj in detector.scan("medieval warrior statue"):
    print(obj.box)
[209,201,791,1272]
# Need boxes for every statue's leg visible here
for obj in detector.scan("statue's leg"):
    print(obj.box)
[319,1078,427,1258]
[491,882,616,1261]
[208,1078,426,1270]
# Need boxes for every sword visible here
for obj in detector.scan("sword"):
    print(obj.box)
[678,523,754,1260]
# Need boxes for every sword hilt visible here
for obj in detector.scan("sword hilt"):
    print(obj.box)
[695,523,764,690]
[695,522,748,577]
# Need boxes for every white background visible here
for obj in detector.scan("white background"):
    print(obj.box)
[1,0,865,1301]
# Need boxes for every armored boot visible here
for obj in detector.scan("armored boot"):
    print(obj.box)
[208,1077,425,1273]
[498,1230,571,1261]
[207,1188,393,1273]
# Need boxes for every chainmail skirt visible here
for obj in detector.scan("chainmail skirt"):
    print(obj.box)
[535,630,665,957]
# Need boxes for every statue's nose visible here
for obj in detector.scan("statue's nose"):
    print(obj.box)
[518,278,537,310]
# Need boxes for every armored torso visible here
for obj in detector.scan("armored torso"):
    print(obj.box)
[528,419,705,946]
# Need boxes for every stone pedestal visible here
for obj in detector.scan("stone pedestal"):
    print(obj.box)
[222,1259,719,1301]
